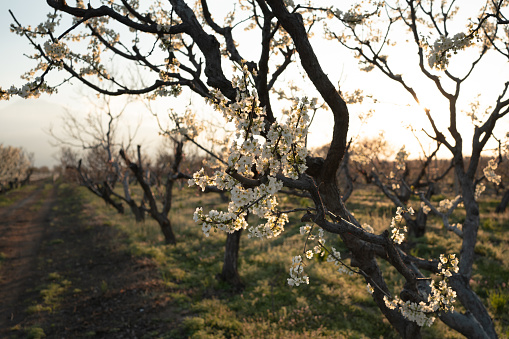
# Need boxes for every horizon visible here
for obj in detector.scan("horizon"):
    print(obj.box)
[1,1,508,168]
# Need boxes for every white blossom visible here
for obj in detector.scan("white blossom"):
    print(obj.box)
[420,201,431,214]
[428,33,472,70]
[483,159,501,185]
[390,207,409,244]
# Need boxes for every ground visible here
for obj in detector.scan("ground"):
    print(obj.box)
[1,179,507,338]
[0,181,178,338]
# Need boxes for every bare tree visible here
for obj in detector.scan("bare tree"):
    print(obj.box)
[50,95,139,216]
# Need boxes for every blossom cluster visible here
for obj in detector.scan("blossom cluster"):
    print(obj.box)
[300,224,327,258]
[4,79,55,100]
[438,198,453,212]
[483,159,502,185]
[191,173,285,239]
[193,207,247,238]
[475,182,486,200]
[395,146,408,171]
[331,8,369,28]
[428,33,472,70]
[437,195,461,212]
[206,74,310,179]
[43,40,69,62]
[10,12,61,39]
[168,109,202,139]
[383,254,458,327]
[420,201,431,214]
[438,254,459,277]
[148,85,182,99]
[384,294,436,327]
[7,10,116,101]
[297,225,352,283]
[287,255,309,287]
[325,247,351,275]
[191,64,312,240]
[390,206,413,244]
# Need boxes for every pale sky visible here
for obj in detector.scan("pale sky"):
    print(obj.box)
[1,1,508,167]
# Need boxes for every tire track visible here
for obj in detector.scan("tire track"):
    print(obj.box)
[0,181,58,331]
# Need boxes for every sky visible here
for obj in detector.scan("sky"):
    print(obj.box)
[1,1,508,167]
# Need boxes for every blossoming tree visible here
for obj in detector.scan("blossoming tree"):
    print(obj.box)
[0,144,33,193]
[2,0,508,337]
[326,0,509,337]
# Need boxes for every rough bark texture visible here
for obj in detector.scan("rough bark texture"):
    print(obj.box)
[100,184,125,215]
[126,199,145,222]
[217,229,244,289]
[495,189,509,213]
[452,153,497,338]
[120,147,177,245]
[267,1,422,336]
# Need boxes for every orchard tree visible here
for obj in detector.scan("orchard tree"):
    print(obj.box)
[52,95,196,243]
[356,140,453,237]
[326,0,509,337]
[0,144,33,193]
[51,95,141,217]
[2,0,509,338]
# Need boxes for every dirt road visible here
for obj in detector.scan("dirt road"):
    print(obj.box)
[0,182,176,338]
[0,181,57,331]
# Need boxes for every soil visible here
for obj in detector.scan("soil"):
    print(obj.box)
[0,182,180,338]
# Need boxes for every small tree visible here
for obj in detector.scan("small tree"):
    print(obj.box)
[0,144,33,193]
[50,96,139,216]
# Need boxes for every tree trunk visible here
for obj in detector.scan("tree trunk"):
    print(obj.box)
[120,147,177,245]
[20,170,32,186]
[218,229,244,289]
[495,189,509,213]
[444,275,497,338]
[411,184,433,237]
[127,199,145,222]
[455,168,497,338]
[155,215,176,245]
[103,193,124,215]
[318,180,422,338]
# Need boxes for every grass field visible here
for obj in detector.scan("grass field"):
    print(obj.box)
[80,182,509,338]
[2,180,507,338]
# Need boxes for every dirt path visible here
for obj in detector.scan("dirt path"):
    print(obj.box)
[0,182,179,338]
[0,181,57,331]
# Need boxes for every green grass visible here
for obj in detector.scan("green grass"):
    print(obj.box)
[67,182,509,338]
[0,183,38,207]
[26,277,72,315]
[25,326,46,339]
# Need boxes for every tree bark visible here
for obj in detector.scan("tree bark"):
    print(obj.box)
[411,184,433,237]
[446,275,497,339]
[218,229,244,289]
[157,216,176,245]
[120,147,177,245]
[455,161,497,338]
[495,189,509,213]
[101,190,124,214]
[126,199,145,222]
